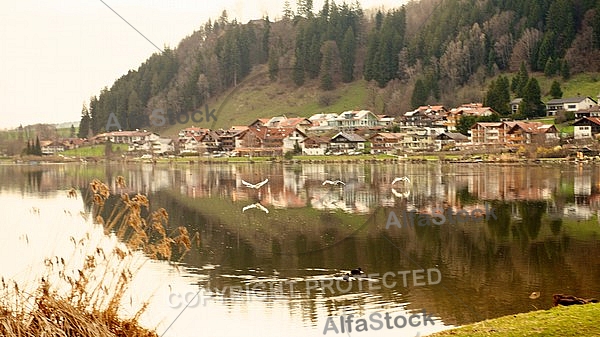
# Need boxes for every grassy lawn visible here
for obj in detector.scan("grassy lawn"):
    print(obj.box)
[430,303,600,337]
[62,144,128,157]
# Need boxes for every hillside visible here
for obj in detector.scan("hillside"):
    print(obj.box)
[77,0,600,136]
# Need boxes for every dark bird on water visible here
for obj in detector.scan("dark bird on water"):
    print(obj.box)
[351,267,363,276]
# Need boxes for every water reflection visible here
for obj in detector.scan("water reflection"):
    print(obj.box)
[1,162,600,336]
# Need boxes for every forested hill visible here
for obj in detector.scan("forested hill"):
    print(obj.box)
[78,0,600,137]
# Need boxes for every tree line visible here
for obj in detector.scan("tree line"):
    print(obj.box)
[78,0,600,137]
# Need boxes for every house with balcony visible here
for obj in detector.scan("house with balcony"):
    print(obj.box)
[505,122,559,145]
[470,122,510,145]
[574,105,600,119]
[435,132,469,150]
[447,103,497,131]
[400,127,440,151]
[151,138,175,155]
[218,128,246,152]
[94,130,160,145]
[235,126,306,156]
[265,127,306,153]
[265,116,313,132]
[376,115,396,127]
[195,131,221,153]
[307,113,337,132]
[178,127,210,139]
[546,96,598,116]
[329,132,366,153]
[509,98,522,114]
[369,132,405,154]
[573,117,600,139]
[180,135,201,154]
[329,110,379,131]
[301,135,330,155]
[40,141,65,155]
[402,105,448,127]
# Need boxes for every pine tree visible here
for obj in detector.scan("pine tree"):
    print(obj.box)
[550,80,563,99]
[485,76,511,115]
[268,50,279,81]
[35,136,42,156]
[411,78,429,108]
[544,57,555,77]
[340,27,356,83]
[561,59,570,80]
[78,104,91,139]
[282,0,294,20]
[519,78,545,118]
[511,62,529,97]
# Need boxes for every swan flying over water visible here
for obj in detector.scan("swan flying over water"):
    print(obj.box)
[241,178,269,189]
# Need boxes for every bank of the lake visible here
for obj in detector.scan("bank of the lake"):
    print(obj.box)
[10,151,589,165]
[429,303,600,337]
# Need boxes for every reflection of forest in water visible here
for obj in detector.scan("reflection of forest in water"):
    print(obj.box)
[3,162,600,326]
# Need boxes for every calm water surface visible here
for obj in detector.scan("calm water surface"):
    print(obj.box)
[1,161,599,337]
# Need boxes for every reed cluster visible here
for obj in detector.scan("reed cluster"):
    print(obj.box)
[0,177,192,336]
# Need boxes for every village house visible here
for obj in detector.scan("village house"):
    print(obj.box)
[61,138,86,150]
[180,135,202,154]
[40,140,65,155]
[509,98,522,114]
[248,118,271,129]
[180,131,221,154]
[235,126,306,156]
[505,122,559,145]
[265,116,313,132]
[218,128,246,152]
[329,132,366,153]
[178,127,210,139]
[301,135,330,155]
[330,110,379,131]
[369,132,404,154]
[401,105,448,127]
[435,132,469,151]
[574,105,600,119]
[151,138,175,155]
[546,96,598,116]
[470,122,510,145]
[376,114,396,127]
[446,103,497,131]
[94,130,160,145]
[262,127,306,153]
[573,117,600,139]
[400,127,442,152]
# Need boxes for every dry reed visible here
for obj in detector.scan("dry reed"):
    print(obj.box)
[0,177,193,336]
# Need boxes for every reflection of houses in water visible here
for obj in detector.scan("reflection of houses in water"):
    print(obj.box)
[464,166,555,201]
[574,175,592,196]
[563,203,593,220]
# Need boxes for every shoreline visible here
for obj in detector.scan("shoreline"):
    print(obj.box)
[3,153,595,165]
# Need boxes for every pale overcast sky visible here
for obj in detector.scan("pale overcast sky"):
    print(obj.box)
[0,0,401,129]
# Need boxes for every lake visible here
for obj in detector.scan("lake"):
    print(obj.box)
[1,161,599,337]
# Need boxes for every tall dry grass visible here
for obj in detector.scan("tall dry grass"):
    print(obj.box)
[0,177,192,336]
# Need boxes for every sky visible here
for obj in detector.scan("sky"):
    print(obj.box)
[0,0,402,130]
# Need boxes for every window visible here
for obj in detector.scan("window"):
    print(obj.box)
[567,104,576,109]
